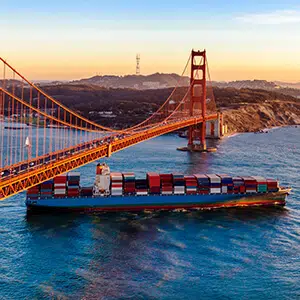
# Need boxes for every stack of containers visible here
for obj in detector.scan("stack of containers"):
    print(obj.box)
[206,174,221,194]
[27,186,40,200]
[194,174,210,194]
[160,174,173,195]
[242,176,257,193]
[173,173,185,195]
[123,172,136,195]
[80,187,93,197]
[184,175,198,195]
[232,177,245,193]
[110,172,123,196]
[266,179,279,192]
[135,178,148,196]
[147,173,160,194]
[54,174,67,198]
[67,172,80,197]
[40,180,53,199]
[217,174,234,194]
[251,176,268,193]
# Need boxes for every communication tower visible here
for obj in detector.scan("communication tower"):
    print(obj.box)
[136,54,140,75]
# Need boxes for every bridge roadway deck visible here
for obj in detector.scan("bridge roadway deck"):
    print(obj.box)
[0,114,217,200]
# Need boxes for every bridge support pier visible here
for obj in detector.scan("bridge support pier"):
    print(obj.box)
[205,113,223,139]
[187,123,207,152]
[177,49,216,153]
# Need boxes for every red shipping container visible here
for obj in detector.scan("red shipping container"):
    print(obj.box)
[111,184,123,188]
[184,175,196,180]
[150,190,160,194]
[135,188,147,192]
[266,179,278,186]
[124,187,135,190]
[160,174,173,182]
[67,193,79,196]
[162,188,173,192]
[186,191,197,195]
[28,188,39,193]
[41,184,53,188]
[149,181,160,187]
[239,186,246,193]
[54,176,67,183]
[199,190,209,195]
[124,190,135,193]
[124,184,135,188]
[68,180,80,185]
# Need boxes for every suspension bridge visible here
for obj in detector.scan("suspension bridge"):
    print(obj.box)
[0,50,222,200]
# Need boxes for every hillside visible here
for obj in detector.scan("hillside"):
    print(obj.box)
[69,75,300,99]
[222,102,300,133]
[71,73,189,90]
[275,81,300,89]
[34,84,300,132]
[212,80,278,90]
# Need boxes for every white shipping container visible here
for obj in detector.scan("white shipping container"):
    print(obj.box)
[68,172,80,176]
[210,188,221,194]
[54,183,66,187]
[251,176,266,183]
[174,186,185,189]
[174,191,185,195]
[174,188,185,192]
[162,191,173,195]
[221,186,228,193]
[111,173,123,181]
[54,188,66,192]
[136,192,148,196]
[111,193,123,196]
[206,174,221,183]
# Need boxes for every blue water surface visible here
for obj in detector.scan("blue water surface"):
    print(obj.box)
[0,126,299,299]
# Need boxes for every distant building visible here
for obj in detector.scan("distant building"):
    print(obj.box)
[143,81,167,89]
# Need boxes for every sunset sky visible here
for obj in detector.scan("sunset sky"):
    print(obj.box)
[1,1,300,82]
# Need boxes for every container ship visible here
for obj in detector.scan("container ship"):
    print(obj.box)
[26,163,290,212]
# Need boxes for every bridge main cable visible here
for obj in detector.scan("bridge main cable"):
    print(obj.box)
[0,57,120,132]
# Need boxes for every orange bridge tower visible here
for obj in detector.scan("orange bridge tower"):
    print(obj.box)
[187,50,207,151]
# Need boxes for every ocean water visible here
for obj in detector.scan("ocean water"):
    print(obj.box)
[0,126,299,299]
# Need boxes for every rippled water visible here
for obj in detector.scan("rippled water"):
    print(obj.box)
[0,127,299,299]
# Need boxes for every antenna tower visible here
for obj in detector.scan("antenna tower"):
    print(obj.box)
[136,54,140,75]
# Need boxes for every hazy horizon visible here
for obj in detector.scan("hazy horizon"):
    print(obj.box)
[1,1,300,82]
[31,74,299,84]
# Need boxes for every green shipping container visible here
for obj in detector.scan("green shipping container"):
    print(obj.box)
[257,184,267,192]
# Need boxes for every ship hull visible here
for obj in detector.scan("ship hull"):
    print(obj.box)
[26,189,288,213]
